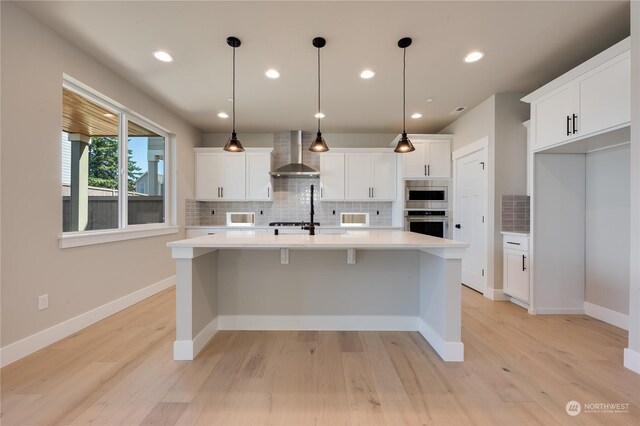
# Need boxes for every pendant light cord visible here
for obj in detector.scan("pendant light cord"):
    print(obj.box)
[317,46,321,133]
[402,46,406,134]
[232,46,236,134]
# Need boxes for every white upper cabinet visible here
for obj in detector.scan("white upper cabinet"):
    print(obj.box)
[524,39,630,152]
[401,137,451,179]
[194,148,271,201]
[577,53,630,136]
[344,152,396,201]
[246,152,272,201]
[320,153,345,200]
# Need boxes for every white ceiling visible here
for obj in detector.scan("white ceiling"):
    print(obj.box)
[17,1,630,134]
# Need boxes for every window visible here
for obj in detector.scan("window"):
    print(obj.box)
[61,77,176,248]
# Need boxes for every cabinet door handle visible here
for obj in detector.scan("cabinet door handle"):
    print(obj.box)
[217,187,220,198]
[321,187,323,198]
[566,115,571,136]
[371,187,374,198]
[507,241,521,246]
[572,114,578,134]
[424,165,427,176]
[522,255,526,271]
[427,165,430,176]
[221,187,223,198]
[268,187,270,198]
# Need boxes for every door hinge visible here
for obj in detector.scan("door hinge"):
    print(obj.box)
[480,161,485,170]
[482,269,485,277]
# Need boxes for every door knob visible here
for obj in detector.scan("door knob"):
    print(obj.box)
[455,224,461,229]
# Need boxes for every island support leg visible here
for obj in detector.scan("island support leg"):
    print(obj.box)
[417,250,464,362]
[173,249,219,360]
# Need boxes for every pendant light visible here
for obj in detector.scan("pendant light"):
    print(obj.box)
[223,36,244,152]
[309,37,329,152]
[394,37,415,153]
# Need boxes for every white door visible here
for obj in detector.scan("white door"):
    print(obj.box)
[578,53,630,136]
[532,84,575,150]
[345,153,372,200]
[371,153,396,200]
[320,153,345,200]
[453,147,487,293]
[219,153,246,200]
[195,152,220,200]
[426,140,451,178]
[246,152,271,200]
[402,140,427,178]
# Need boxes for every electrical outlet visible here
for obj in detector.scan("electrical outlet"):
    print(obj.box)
[211,210,215,215]
[38,294,48,311]
[332,210,336,215]
[377,210,380,215]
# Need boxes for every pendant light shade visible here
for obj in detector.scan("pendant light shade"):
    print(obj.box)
[310,37,329,152]
[394,37,415,154]
[224,36,244,152]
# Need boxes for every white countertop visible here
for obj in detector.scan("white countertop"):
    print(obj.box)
[185,225,403,230]
[169,230,467,249]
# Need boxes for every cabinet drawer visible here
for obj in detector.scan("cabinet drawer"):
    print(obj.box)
[503,234,529,251]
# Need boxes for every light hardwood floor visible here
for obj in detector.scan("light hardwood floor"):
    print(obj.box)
[1,286,639,425]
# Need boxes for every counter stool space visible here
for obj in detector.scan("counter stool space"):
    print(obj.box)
[168,230,468,363]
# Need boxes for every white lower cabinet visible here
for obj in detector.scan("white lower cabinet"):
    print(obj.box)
[503,234,530,304]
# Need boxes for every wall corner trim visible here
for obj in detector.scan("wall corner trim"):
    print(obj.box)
[624,348,640,374]
[0,276,176,368]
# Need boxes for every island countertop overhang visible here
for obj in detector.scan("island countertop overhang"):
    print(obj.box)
[168,230,469,250]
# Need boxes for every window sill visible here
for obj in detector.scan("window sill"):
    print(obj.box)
[60,225,180,249]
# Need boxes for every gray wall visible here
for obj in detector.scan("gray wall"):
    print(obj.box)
[629,0,640,360]
[439,94,529,293]
[203,133,398,148]
[0,2,201,347]
[585,144,630,314]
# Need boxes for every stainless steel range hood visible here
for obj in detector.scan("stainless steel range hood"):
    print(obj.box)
[270,130,319,177]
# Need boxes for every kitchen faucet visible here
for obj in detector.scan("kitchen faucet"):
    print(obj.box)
[302,184,316,235]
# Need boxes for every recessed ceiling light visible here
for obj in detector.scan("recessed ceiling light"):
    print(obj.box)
[411,113,423,119]
[227,98,234,102]
[153,50,174,63]
[360,70,375,79]
[265,69,280,79]
[464,51,485,63]
[315,112,325,118]
[426,98,433,102]
[217,112,229,118]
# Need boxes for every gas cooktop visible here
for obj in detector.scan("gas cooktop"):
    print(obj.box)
[268,222,320,227]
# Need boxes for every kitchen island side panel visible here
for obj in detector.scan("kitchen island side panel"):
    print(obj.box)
[216,250,420,316]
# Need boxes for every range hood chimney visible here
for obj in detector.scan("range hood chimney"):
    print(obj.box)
[270,131,320,177]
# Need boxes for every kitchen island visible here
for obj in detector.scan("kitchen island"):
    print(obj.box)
[168,230,468,362]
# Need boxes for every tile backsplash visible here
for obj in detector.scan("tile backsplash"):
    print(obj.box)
[186,177,392,227]
[501,195,530,233]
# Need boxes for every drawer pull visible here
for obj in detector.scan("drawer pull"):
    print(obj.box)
[522,255,527,271]
[507,242,521,245]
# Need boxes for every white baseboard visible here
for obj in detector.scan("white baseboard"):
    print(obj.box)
[534,307,585,315]
[174,317,218,361]
[507,296,530,310]
[1,276,175,368]
[217,315,417,331]
[417,318,464,362]
[484,288,509,301]
[584,302,628,330]
[623,348,640,374]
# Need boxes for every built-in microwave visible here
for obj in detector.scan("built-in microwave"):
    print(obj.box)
[405,180,448,209]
